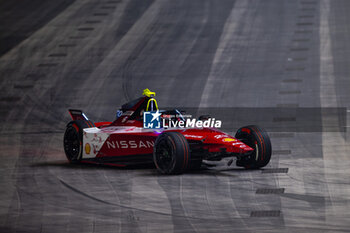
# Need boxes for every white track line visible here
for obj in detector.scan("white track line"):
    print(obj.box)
[320,0,350,227]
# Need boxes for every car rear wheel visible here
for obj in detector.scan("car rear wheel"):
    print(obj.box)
[153,132,190,174]
[63,120,94,163]
[235,125,272,169]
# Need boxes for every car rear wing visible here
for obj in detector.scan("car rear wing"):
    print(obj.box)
[68,109,90,121]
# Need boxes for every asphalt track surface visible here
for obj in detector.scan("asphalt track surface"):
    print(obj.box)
[1,0,350,232]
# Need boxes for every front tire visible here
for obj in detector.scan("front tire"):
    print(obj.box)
[235,125,272,169]
[153,132,190,174]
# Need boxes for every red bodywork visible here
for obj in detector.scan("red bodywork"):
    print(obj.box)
[70,96,254,166]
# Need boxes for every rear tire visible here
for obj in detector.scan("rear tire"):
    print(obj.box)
[235,125,271,169]
[63,120,94,163]
[153,132,190,174]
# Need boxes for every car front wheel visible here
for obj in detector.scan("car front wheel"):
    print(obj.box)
[153,132,191,174]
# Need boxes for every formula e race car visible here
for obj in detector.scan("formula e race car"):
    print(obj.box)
[63,89,272,174]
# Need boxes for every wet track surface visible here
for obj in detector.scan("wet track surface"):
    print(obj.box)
[1,0,350,232]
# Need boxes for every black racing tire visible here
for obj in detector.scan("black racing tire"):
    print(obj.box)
[153,132,191,174]
[63,120,95,163]
[235,125,272,169]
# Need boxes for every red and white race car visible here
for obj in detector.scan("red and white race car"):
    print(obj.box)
[63,89,272,174]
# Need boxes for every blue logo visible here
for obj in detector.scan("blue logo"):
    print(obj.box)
[143,110,161,129]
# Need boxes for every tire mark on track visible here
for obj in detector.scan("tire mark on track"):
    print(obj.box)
[59,178,244,221]
[120,0,157,101]
[198,0,251,108]
[74,0,158,107]
[0,131,63,135]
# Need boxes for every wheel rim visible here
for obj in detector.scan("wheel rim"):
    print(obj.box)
[64,126,80,161]
[155,138,174,172]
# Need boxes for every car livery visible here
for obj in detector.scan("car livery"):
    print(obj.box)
[63,89,272,174]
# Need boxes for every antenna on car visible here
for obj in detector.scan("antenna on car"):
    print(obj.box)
[143,89,158,111]
[142,88,156,97]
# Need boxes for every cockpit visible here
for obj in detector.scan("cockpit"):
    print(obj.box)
[111,89,159,126]
[110,88,186,128]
